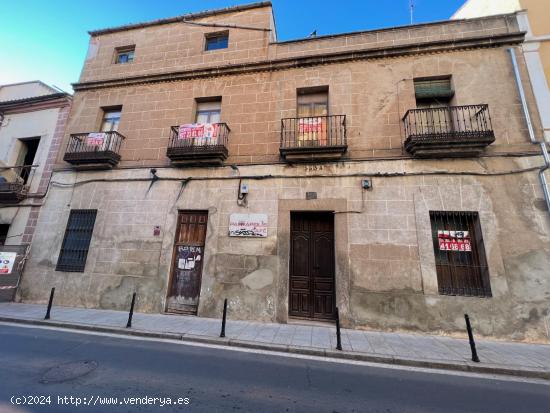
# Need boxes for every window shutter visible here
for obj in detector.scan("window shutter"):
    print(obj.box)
[414,78,454,99]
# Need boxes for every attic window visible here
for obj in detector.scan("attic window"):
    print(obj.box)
[114,46,135,64]
[205,32,229,51]
[414,77,454,100]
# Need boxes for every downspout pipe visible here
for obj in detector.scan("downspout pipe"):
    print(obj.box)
[539,142,550,213]
[508,47,550,214]
[508,48,537,144]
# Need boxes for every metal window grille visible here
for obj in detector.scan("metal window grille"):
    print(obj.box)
[429,211,492,297]
[56,210,97,272]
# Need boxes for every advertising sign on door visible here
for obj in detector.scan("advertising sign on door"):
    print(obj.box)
[0,252,17,274]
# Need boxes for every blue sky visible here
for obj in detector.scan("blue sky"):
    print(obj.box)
[0,0,466,93]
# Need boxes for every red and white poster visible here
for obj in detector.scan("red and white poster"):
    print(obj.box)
[0,252,16,274]
[178,123,219,144]
[86,132,106,146]
[229,214,268,237]
[298,117,323,133]
[438,230,472,252]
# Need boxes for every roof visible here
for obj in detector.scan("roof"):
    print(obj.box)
[0,92,72,111]
[88,1,272,36]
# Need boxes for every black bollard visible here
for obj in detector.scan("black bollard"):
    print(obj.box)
[44,288,55,320]
[126,293,136,328]
[220,298,228,338]
[464,314,480,362]
[335,307,342,351]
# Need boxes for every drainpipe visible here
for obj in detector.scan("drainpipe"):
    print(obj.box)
[508,47,550,214]
[539,142,550,213]
[508,48,537,144]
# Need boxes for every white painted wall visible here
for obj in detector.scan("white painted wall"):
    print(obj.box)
[0,82,63,245]
[452,0,521,19]
[0,81,56,101]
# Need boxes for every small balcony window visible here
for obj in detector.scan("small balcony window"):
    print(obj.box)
[205,32,228,51]
[100,107,122,132]
[195,100,221,124]
[114,46,135,64]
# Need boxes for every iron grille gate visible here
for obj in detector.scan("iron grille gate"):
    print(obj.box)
[56,209,97,272]
[429,211,492,297]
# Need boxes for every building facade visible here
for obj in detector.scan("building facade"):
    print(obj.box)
[453,0,550,140]
[0,81,71,300]
[18,3,550,342]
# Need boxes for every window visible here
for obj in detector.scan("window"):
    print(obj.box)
[414,76,454,108]
[296,87,329,146]
[0,224,10,245]
[115,46,135,64]
[56,210,97,272]
[205,32,228,51]
[16,137,40,184]
[195,99,221,124]
[430,211,491,297]
[100,107,122,132]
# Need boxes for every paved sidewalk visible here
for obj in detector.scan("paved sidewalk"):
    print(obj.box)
[1,302,549,380]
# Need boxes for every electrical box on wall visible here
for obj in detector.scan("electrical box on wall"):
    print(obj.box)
[240,183,249,194]
[361,179,372,190]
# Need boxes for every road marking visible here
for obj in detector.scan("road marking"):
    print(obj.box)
[1,321,548,385]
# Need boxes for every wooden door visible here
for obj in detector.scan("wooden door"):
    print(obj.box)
[289,212,335,320]
[166,211,208,314]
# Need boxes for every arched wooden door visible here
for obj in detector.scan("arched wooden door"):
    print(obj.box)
[289,212,336,320]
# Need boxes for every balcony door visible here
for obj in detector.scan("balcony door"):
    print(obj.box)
[297,91,328,147]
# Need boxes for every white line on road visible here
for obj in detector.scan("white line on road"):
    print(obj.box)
[1,321,548,386]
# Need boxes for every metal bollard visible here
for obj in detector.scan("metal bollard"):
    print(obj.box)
[335,307,342,351]
[44,288,55,320]
[126,293,136,328]
[220,298,228,338]
[464,314,480,362]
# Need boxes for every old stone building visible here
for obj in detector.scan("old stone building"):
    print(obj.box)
[18,2,550,342]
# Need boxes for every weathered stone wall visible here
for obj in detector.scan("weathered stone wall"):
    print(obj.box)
[20,155,550,342]
[60,46,541,167]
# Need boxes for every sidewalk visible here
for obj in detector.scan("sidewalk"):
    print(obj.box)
[0,302,549,380]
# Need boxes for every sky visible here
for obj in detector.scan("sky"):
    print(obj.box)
[0,0,466,93]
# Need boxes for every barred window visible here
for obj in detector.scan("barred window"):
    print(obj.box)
[56,210,97,272]
[429,211,492,297]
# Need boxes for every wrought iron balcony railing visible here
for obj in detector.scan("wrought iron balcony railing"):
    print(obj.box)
[0,180,27,204]
[403,104,495,158]
[167,123,230,165]
[64,131,125,169]
[280,115,347,161]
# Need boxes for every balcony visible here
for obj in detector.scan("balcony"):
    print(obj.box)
[403,105,495,158]
[0,180,27,204]
[167,123,230,166]
[280,115,347,162]
[64,131,125,169]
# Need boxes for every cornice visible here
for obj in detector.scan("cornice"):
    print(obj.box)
[73,31,525,92]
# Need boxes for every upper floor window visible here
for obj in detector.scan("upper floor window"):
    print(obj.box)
[114,46,135,64]
[297,87,329,118]
[414,76,453,108]
[100,107,122,132]
[205,32,228,51]
[195,99,221,123]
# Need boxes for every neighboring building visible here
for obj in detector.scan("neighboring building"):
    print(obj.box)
[19,2,550,342]
[0,81,71,300]
[453,0,550,140]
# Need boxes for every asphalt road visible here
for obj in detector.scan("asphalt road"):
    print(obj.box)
[0,324,548,413]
